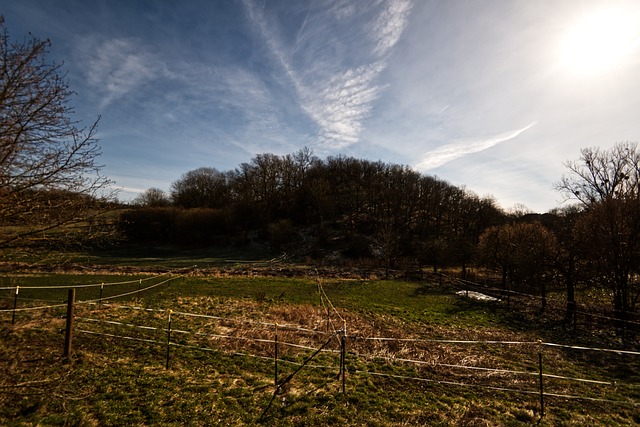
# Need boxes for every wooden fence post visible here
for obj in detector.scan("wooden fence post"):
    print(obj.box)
[63,289,76,359]
[538,340,545,418]
[341,320,347,394]
[326,307,331,333]
[274,323,279,388]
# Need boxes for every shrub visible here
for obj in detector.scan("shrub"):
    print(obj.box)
[118,207,178,242]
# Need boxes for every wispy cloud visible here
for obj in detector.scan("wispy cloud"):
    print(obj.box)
[304,62,386,148]
[242,0,413,151]
[78,38,164,108]
[414,121,537,170]
[115,185,145,195]
[371,0,412,56]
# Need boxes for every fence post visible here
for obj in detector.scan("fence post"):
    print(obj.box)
[274,323,279,388]
[99,283,104,305]
[538,340,545,418]
[63,289,76,359]
[326,307,331,333]
[11,286,19,325]
[165,310,173,369]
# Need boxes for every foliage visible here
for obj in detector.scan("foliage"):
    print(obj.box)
[118,207,178,242]
[118,207,231,246]
[171,167,228,208]
[121,150,505,272]
[174,208,229,245]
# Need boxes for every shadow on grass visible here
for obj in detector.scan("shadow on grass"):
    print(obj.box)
[86,243,276,269]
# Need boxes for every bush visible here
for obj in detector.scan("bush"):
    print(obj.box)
[174,208,229,245]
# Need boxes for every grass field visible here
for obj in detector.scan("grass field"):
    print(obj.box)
[1,268,639,426]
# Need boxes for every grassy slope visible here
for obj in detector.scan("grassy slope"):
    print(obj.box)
[1,272,639,426]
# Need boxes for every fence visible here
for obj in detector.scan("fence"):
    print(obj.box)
[2,273,639,420]
[444,274,640,336]
[0,271,184,324]
[66,304,640,417]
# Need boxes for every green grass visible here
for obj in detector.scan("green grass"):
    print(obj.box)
[1,273,639,426]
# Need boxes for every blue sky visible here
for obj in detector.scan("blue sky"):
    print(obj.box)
[4,0,640,212]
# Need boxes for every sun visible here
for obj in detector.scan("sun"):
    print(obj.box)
[558,7,640,77]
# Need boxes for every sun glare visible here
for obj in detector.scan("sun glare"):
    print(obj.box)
[558,8,640,77]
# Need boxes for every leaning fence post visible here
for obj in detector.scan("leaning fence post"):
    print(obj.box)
[11,286,19,325]
[274,323,279,388]
[63,289,76,359]
[165,309,173,369]
[538,340,545,417]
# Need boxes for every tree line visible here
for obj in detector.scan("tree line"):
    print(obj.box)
[125,143,640,338]
[124,149,503,272]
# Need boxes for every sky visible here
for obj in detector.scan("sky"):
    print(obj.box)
[3,0,640,212]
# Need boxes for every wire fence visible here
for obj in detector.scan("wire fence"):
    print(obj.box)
[65,302,639,414]
[0,269,191,323]
[444,274,640,334]
[2,271,639,419]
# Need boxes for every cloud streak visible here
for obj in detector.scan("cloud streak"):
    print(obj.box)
[242,0,412,151]
[372,0,412,56]
[305,62,386,148]
[414,121,537,170]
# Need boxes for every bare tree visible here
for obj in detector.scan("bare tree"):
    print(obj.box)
[0,17,113,246]
[556,142,640,336]
[556,143,640,204]
[547,205,583,326]
[478,222,557,313]
[133,187,171,207]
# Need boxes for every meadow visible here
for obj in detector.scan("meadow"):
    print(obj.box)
[1,261,639,426]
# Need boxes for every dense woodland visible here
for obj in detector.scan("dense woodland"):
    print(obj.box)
[123,148,504,268]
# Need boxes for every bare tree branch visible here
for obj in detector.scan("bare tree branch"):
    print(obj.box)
[0,17,115,247]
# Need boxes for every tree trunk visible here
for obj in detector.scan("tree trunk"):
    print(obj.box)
[613,283,627,339]
[539,281,547,316]
[564,256,576,328]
